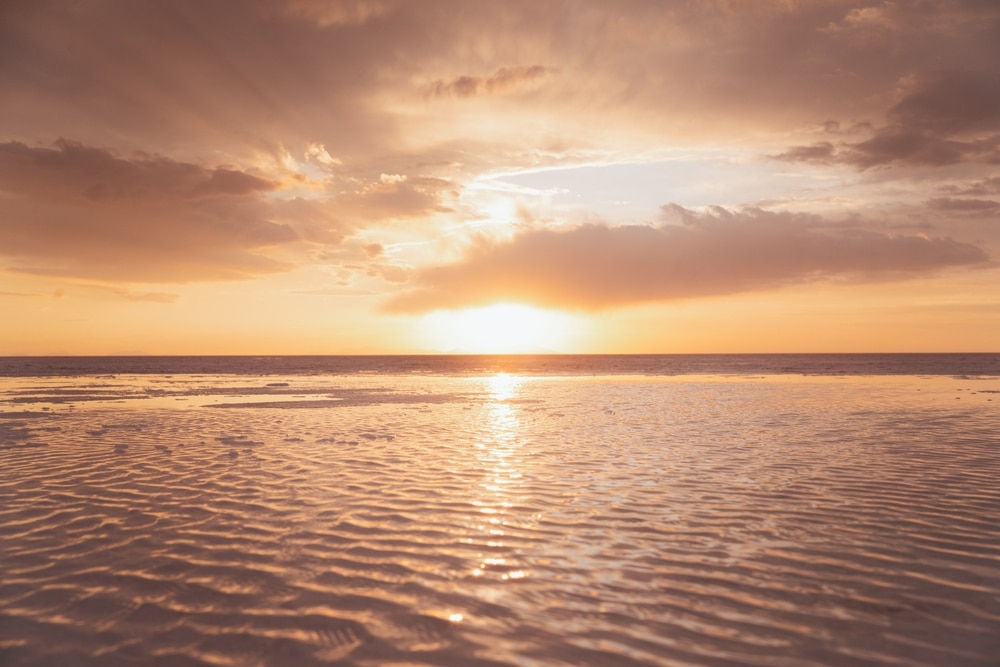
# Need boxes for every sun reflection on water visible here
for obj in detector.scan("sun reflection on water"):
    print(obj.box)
[468,373,531,585]
[487,372,519,402]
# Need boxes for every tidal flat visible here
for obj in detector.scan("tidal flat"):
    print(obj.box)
[2,366,999,666]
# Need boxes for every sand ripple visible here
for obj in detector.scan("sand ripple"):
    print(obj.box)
[1,373,999,666]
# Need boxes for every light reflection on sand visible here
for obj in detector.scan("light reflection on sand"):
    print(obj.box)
[469,374,529,587]
[1,372,999,666]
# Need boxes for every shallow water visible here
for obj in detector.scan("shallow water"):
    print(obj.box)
[1,371,999,666]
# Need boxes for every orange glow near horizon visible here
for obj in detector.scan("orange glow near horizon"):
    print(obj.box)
[417,303,584,354]
[1,3,999,354]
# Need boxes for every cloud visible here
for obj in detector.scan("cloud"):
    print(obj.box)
[889,71,1000,136]
[772,141,837,162]
[426,66,553,98]
[939,175,1000,196]
[386,205,990,312]
[307,238,414,289]
[3,0,1000,290]
[0,139,279,201]
[331,175,457,222]
[0,140,297,281]
[5,0,998,169]
[0,0,418,166]
[72,284,179,303]
[275,0,398,27]
[925,197,1000,212]
[292,288,378,296]
[774,71,1000,168]
[828,3,899,33]
[367,262,412,284]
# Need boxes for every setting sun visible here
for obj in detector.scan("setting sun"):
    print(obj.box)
[418,303,582,353]
[3,3,999,666]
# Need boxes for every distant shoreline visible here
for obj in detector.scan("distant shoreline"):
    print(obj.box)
[2,353,999,378]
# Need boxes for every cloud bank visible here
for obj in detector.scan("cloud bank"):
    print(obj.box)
[387,206,989,312]
[774,71,1000,168]
[0,140,295,281]
[1,0,999,322]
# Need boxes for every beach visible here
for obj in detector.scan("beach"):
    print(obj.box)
[1,359,999,666]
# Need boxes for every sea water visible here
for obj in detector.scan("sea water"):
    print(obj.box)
[1,356,998,666]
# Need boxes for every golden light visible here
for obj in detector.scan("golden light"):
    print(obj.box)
[487,372,520,400]
[418,302,581,353]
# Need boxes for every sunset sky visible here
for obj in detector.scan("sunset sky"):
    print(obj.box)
[2,0,999,354]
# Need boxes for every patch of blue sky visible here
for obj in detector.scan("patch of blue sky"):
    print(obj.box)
[488,156,841,223]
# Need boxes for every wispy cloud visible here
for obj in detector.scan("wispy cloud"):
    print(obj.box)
[72,284,180,303]
[940,176,1000,196]
[925,197,1000,212]
[275,0,398,27]
[426,66,553,98]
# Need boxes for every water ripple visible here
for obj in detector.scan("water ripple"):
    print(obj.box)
[1,373,998,666]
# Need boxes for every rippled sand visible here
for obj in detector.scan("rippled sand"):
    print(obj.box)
[1,373,999,666]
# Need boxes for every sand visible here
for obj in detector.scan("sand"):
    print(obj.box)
[2,371,999,666]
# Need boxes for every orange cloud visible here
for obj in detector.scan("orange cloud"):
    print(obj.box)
[332,175,457,222]
[387,205,990,312]
[0,138,462,283]
[4,0,1000,292]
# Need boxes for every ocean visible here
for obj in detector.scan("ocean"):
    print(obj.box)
[1,355,998,666]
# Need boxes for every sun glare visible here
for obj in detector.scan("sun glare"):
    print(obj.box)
[419,303,581,353]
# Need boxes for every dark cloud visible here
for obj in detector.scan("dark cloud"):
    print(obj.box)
[925,197,1000,212]
[0,140,297,281]
[386,205,990,312]
[0,139,278,201]
[815,119,883,136]
[888,71,1000,135]
[846,131,987,168]
[775,71,1000,168]
[776,129,1000,169]
[426,66,553,98]
[772,142,837,163]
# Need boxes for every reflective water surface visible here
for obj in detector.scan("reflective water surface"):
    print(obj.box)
[1,371,999,666]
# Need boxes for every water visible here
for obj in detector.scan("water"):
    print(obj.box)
[3,353,1000,377]
[1,356,999,666]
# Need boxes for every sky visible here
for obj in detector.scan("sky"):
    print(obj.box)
[1,0,999,354]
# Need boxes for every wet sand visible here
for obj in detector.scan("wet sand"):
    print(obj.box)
[2,372,999,666]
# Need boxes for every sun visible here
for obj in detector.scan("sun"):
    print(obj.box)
[418,303,582,353]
